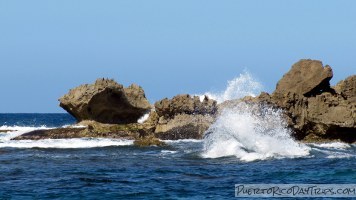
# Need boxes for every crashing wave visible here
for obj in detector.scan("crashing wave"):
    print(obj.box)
[203,71,263,103]
[201,102,310,162]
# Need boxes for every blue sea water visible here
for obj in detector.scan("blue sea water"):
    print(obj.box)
[0,114,355,200]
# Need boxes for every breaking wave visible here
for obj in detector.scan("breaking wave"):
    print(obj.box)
[201,103,311,162]
[204,71,263,103]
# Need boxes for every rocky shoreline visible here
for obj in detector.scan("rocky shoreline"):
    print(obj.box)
[12,59,355,145]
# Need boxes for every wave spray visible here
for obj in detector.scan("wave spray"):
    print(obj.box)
[202,72,310,161]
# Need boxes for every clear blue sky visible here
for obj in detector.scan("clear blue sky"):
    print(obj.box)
[1,1,355,113]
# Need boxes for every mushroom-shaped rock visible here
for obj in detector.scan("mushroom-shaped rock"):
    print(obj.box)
[59,78,151,124]
[274,59,333,97]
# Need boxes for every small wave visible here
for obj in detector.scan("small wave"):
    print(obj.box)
[61,124,87,128]
[0,138,133,149]
[0,126,52,141]
[164,139,202,143]
[326,152,355,159]
[160,150,178,155]
[312,148,356,159]
[310,142,351,150]
[310,143,355,159]
[0,125,50,131]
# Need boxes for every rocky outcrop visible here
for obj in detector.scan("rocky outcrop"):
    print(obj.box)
[12,123,140,140]
[133,135,165,147]
[155,94,216,118]
[12,120,166,146]
[334,75,356,101]
[13,128,88,140]
[274,59,333,97]
[153,94,217,140]
[59,78,151,124]
[0,130,13,133]
[242,59,355,143]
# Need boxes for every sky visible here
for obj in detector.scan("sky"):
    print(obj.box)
[0,1,355,113]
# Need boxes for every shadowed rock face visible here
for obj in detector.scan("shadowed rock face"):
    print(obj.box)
[334,75,356,101]
[59,78,151,124]
[153,94,217,139]
[274,59,333,97]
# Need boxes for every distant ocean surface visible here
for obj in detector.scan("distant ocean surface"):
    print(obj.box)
[0,113,355,199]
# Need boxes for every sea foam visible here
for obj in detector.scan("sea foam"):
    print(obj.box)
[0,125,51,141]
[0,138,133,149]
[0,126,133,148]
[310,142,351,150]
[201,103,310,161]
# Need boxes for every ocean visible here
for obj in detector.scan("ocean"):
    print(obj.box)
[0,113,355,199]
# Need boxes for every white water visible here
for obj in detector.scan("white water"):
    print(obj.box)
[0,125,51,141]
[310,143,355,159]
[201,103,311,162]
[310,142,351,150]
[0,138,133,149]
[137,113,150,124]
[198,72,310,161]
[0,126,133,148]
[204,71,263,103]
[164,139,202,143]
[0,124,354,159]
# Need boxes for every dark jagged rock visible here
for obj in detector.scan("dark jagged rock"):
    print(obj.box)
[12,122,142,140]
[59,78,151,124]
[334,75,356,101]
[133,135,165,147]
[155,94,216,119]
[12,128,87,140]
[153,94,217,140]
[154,114,215,140]
[0,130,13,133]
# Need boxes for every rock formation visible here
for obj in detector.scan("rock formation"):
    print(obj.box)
[133,135,165,147]
[152,94,217,140]
[59,78,151,124]
[334,75,356,101]
[13,128,88,140]
[240,59,355,142]
[274,59,334,96]
[13,59,356,144]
